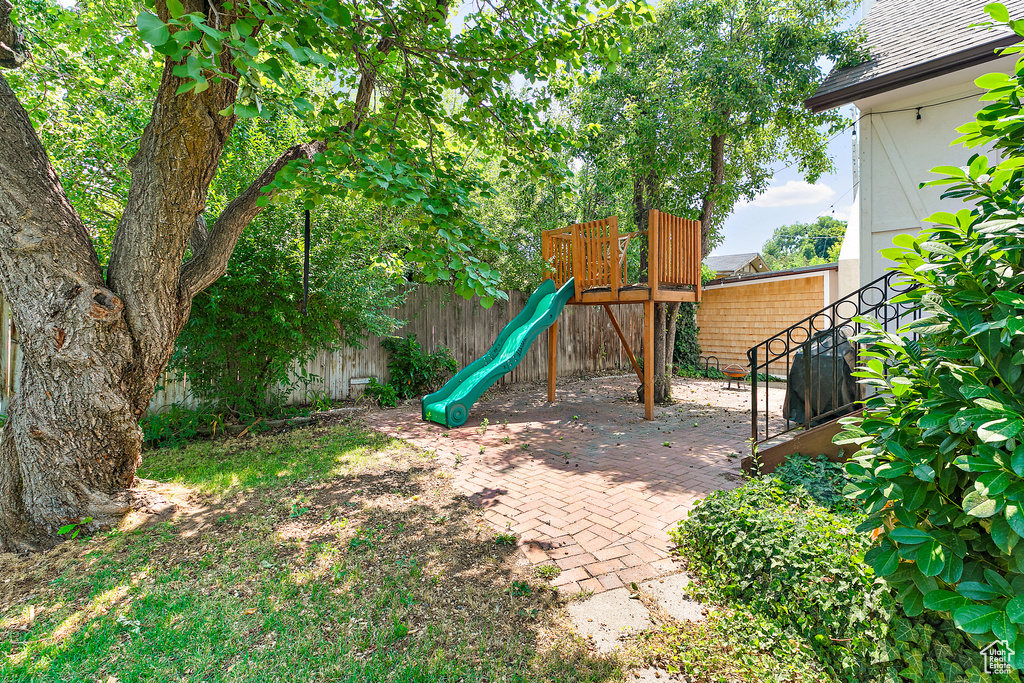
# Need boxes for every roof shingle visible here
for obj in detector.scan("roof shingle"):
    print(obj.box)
[807,0,1024,111]
[704,253,765,275]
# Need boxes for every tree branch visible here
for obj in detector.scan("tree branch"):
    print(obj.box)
[178,16,406,301]
[0,76,108,350]
[179,139,327,299]
[105,0,240,363]
[699,131,727,257]
[0,0,29,69]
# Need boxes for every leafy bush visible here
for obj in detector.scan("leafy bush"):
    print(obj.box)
[838,4,1024,664]
[170,117,406,416]
[674,363,725,380]
[673,302,701,368]
[141,404,231,448]
[380,334,457,400]
[364,379,398,408]
[172,203,404,415]
[637,608,830,682]
[774,454,858,513]
[672,459,999,681]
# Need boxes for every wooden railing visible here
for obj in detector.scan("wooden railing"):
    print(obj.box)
[649,209,702,300]
[541,210,701,303]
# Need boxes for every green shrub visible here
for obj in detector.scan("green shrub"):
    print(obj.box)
[364,379,398,408]
[675,364,725,379]
[169,117,407,416]
[380,333,457,400]
[774,454,858,513]
[673,302,701,368]
[141,404,231,448]
[172,204,404,416]
[672,459,999,681]
[838,4,1024,664]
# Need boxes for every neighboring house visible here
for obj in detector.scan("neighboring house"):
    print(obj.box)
[696,264,839,375]
[703,252,769,279]
[806,0,1024,296]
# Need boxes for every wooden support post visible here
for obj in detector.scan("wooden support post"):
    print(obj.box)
[609,216,620,295]
[695,219,703,302]
[603,304,642,382]
[643,298,654,420]
[547,321,558,402]
[571,224,584,301]
[648,209,660,300]
[541,230,551,281]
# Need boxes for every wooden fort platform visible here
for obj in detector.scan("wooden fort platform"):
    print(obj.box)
[541,209,703,420]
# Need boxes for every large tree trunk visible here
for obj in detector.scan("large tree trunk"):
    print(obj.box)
[699,133,727,257]
[0,337,146,551]
[664,300,681,375]
[0,0,345,551]
[0,74,151,551]
[639,131,726,405]
[633,166,679,404]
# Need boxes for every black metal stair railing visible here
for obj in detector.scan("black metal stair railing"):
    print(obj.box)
[747,270,921,447]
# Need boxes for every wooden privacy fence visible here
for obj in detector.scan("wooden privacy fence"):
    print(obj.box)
[0,285,645,415]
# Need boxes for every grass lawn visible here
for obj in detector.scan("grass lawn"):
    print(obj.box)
[0,419,622,682]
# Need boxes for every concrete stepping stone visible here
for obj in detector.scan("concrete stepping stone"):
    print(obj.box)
[640,573,705,623]
[565,587,651,653]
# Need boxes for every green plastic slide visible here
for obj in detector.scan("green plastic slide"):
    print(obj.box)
[422,277,576,428]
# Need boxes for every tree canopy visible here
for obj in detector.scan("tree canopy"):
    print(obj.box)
[761,215,846,270]
[556,0,859,402]
[0,0,648,550]
[565,0,860,251]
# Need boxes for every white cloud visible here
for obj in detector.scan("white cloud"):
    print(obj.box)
[740,180,836,208]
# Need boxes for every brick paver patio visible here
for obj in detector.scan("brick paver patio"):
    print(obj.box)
[370,373,785,595]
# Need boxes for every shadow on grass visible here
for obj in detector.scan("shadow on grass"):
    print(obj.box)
[1,421,623,683]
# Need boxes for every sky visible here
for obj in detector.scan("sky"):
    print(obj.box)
[712,115,857,256]
[447,0,867,259]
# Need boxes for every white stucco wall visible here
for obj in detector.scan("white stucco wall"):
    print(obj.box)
[851,55,1015,289]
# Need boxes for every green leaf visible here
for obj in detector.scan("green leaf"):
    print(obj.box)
[939,554,964,584]
[1006,503,1024,536]
[977,71,1012,89]
[1007,594,1024,623]
[137,12,170,46]
[166,0,185,19]
[994,291,1024,306]
[986,3,1011,22]
[994,612,1019,643]
[980,418,1024,442]
[957,581,1008,600]
[963,490,1002,518]
[917,539,946,576]
[923,589,971,612]
[990,513,1019,553]
[902,586,925,617]
[1012,445,1024,476]
[953,605,1001,634]
[889,527,933,544]
[234,103,259,119]
[871,547,900,576]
